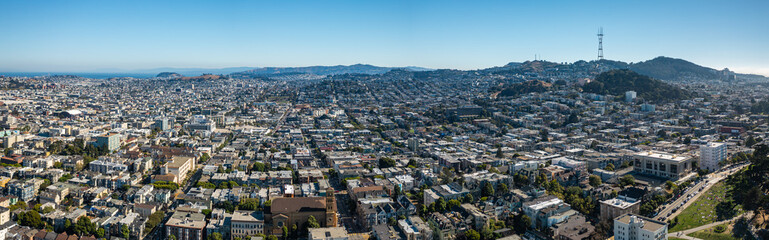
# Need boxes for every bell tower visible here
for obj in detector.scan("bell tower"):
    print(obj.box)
[325,188,338,227]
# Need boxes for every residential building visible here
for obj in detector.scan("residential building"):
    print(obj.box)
[625,91,636,102]
[94,133,120,152]
[166,211,206,240]
[522,195,573,229]
[614,214,667,240]
[308,227,349,240]
[0,207,9,225]
[397,216,432,240]
[599,195,640,223]
[160,156,196,184]
[700,142,727,171]
[231,210,264,240]
[267,189,337,235]
[9,180,36,201]
[155,118,170,131]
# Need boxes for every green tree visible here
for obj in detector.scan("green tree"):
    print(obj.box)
[464,229,481,240]
[197,181,216,189]
[496,183,508,195]
[620,175,635,187]
[482,182,495,197]
[620,161,630,169]
[462,194,474,203]
[121,224,130,239]
[199,152,210,163]
[208,232,223,240]
[18,210,45,229]
[379,157,396,168]
[202,209,213,219]
[169,235,177,240]
[41,206,54,214]
[746,136,757,147]
[64,219,72,233]
[480,226,494,240]
[604,163,615,171]
[73,216,96,236]
[513,214,531,234]
[536,173,547,187]
[434,198,446,212]
[514,173,529,187]
[307,215,320,228]
[252,162,267,172]
[589,175,602,187]
[496,146,504,158]
[447,199,461,210]
[282,226,289,239]
[238,198,260,210]
[96,227,105,238]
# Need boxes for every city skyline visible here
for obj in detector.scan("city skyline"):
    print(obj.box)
[1,0,767,76]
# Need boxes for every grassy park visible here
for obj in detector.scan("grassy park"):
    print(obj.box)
[668,182,743,232]
[687,223,738,240]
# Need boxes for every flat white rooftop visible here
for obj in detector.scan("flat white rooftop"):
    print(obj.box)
[634,151,690,162]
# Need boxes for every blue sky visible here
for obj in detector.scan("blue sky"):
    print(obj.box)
[0,0,767,75]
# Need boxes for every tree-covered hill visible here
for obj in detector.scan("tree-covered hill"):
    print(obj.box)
[583,69,692,102]
[498,80,553,97]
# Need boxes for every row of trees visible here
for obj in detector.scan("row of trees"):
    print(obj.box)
[728,144,769,227]
[17,212,110,238]
[151,180,179,191]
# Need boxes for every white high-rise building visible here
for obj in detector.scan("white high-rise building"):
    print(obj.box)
[614,214,667,240]
[625,91,637,102]
[408,137,419,152]
[700,142,727,171]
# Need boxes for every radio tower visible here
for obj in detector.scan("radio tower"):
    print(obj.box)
[597,27,604,60]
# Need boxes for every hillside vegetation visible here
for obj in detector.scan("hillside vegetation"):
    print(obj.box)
[497,80,553,97]
[583,69,692,102]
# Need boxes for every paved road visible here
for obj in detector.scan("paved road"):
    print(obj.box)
[656,163,748,222]
[145,164,204,240]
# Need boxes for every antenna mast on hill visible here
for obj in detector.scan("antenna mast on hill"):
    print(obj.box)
[597,27,604,60]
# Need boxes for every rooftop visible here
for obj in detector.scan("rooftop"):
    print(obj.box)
[600,197,638,209]
[615,214,667,232]
[634,151,690,162]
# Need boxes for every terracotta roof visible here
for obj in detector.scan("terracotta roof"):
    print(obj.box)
[34,230,47,239]
[152,174,177,182]
[271,197,326,214]
[55,233,68,240]
[134,203,156,210]
[352,186,384,194]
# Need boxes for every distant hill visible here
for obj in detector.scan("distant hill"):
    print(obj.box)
[627,56,721,81]
[232,64,432,77]
[482,56,765,82]
[483,61,563,73]
[498,80,553,97]
[583,69,692,102]
[156,72,182,78]
[141,67,253,76]
[174,74,224,81]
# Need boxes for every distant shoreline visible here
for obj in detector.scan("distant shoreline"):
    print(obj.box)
[0,72,157,79]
